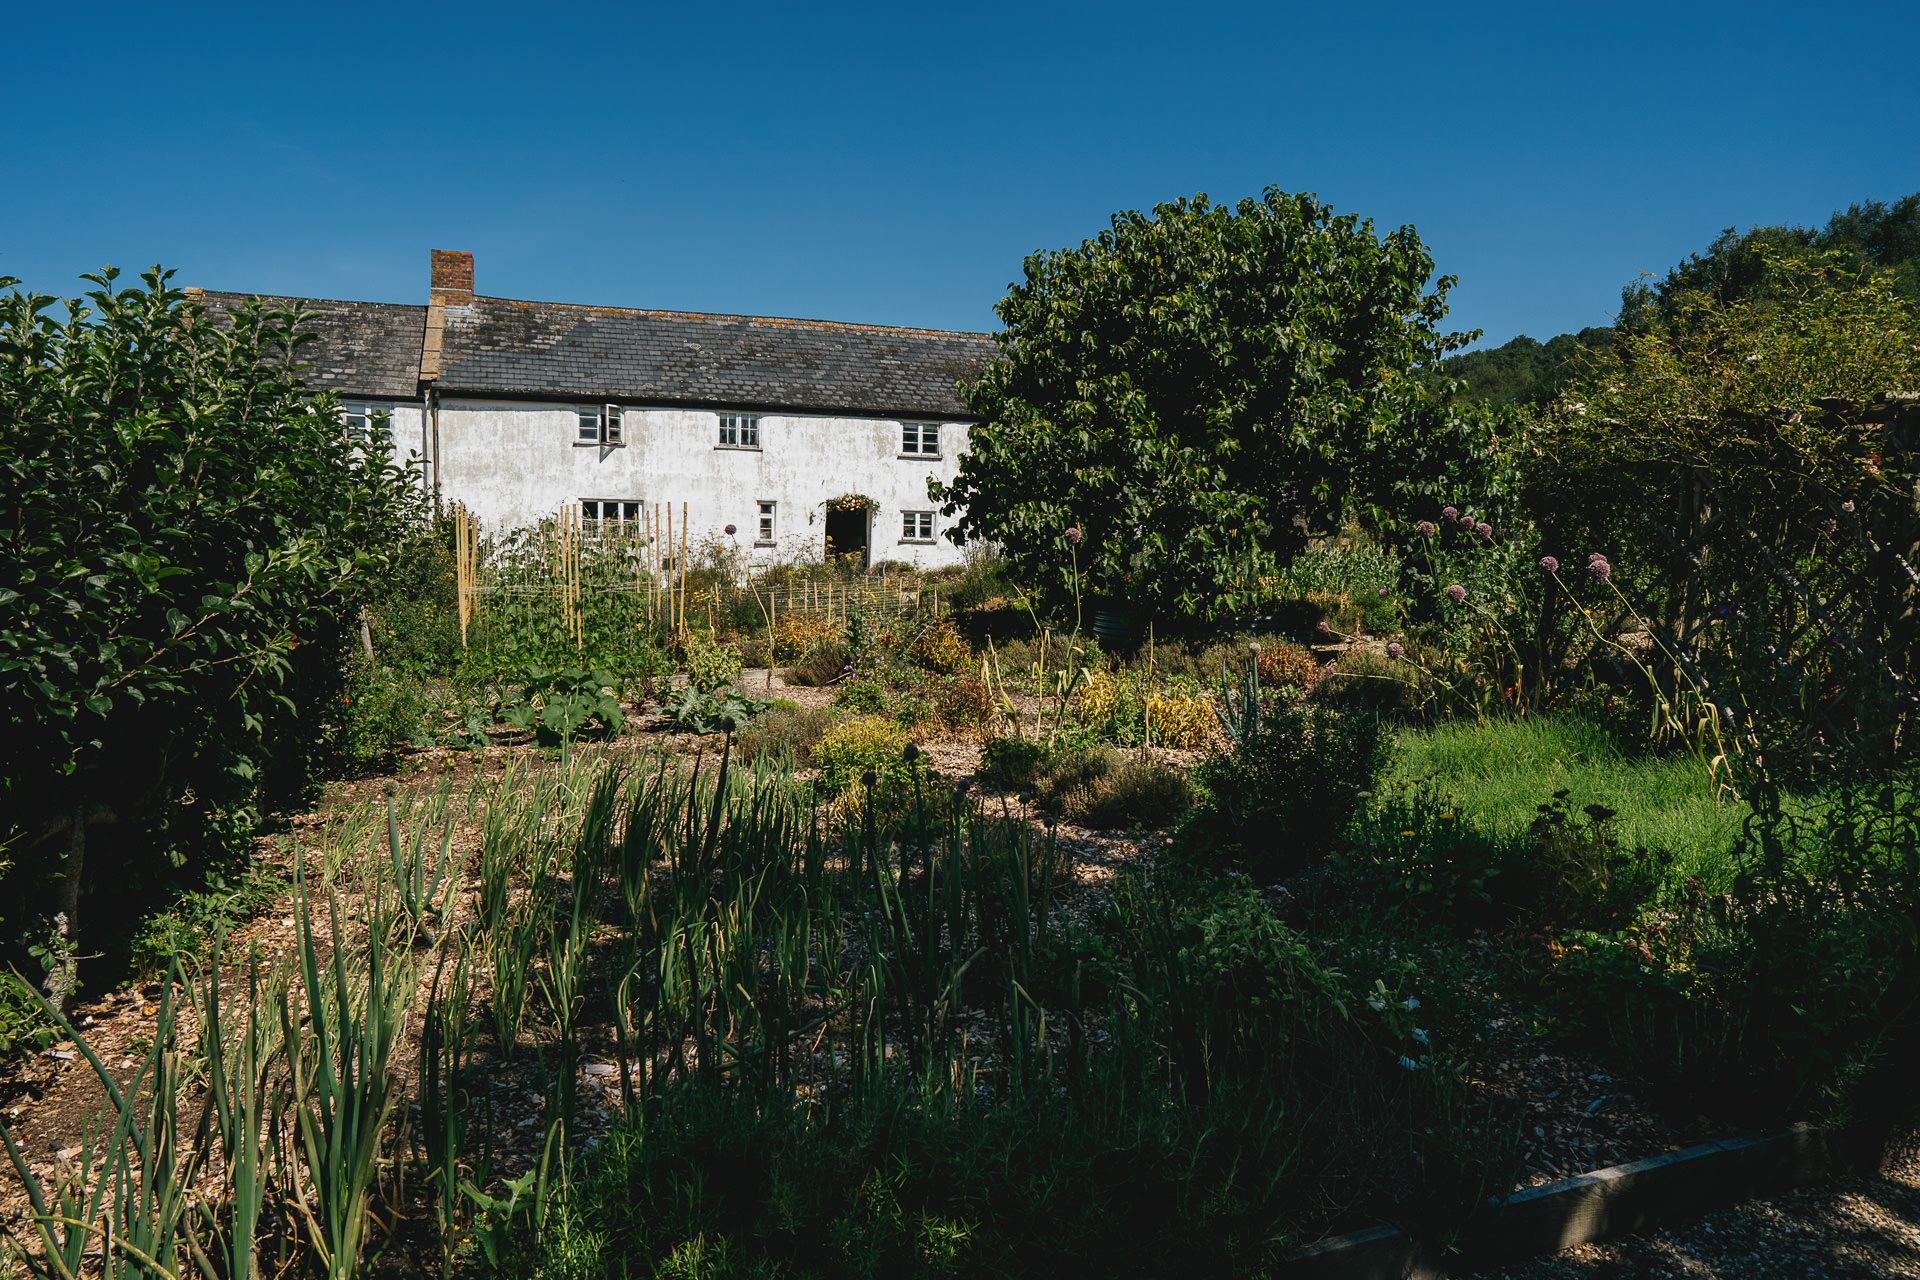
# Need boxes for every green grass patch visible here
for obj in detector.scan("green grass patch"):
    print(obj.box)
[1387,717,1746,883]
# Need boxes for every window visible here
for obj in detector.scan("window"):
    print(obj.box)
[901,511,934,542]
[719,413,760,448]
[577,405,624,446]
[757,501,776,543]
[582,499,642,523]
[901,422,940,456]
[343,404,385,444]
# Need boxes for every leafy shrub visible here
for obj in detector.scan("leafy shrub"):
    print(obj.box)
[661,684,772,735]
[337,659,432,768]
[685,634,746,691]
[816,716,913,795]
[772,613,838,661]
[1070,756,1193,829]
[978,737,1048,791]
[1256,643,1324,695]
[1312,648,1421,715]
[1034,745,1121,809]
[1335,782,1515,926]
[734,704,832,766]
[934,673,995,730]
[1146,687,1217,749]
[784,639,851,687]
[499,666,625,745]
[907,620,973,674]
[834,678,891,715]
[1279,544,1402,600]
[1185,706,1390,878]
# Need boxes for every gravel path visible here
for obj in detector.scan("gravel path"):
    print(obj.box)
[1469,1131,1920,1278]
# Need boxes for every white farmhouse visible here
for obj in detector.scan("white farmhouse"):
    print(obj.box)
[190,250,995,568]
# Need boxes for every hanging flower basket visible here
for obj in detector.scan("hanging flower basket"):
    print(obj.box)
[825,493,875,513]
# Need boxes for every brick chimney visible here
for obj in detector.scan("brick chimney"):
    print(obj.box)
[420,249,472,384]
[429,249,474,305]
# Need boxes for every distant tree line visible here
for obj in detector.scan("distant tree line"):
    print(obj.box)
[1435,191,1920,406]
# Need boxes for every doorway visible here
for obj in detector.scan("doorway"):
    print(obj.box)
[824,507,869,569]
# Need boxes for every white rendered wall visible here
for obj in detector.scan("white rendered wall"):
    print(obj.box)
[429,400,970,568]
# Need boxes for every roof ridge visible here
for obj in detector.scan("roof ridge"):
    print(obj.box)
[474,294,993,340]
[192,289,426,312]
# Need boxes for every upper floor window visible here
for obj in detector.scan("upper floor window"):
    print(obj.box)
[577,405,624,446]
[901,422,940,456]
[719,413,761,448]
[343,404,386,444]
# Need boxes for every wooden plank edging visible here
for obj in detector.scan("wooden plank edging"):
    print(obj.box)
[1281,1122,1872,1279]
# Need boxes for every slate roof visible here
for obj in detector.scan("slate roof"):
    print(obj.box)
[438,296,994,419]
[192,291,426,400]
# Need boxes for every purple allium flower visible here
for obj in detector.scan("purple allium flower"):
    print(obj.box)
[1386,642,1404,660]
[1587,554,1612,583]
[1475,522,1493,539]
[1378,587,1390,598]
[1441,506,1458,520]
[724,523,737,535]
[1539,555,1560,573]
[1445,584,1467,603]
[1316,620,1332,633]
[1416,521,1437,539]
[1817,516,1838,534]
[1065,526,1083,546]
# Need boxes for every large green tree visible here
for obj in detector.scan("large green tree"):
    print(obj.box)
[934,188,1516,620]
[0,268,421,997]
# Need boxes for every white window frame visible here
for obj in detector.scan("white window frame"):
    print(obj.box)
[718,413,761,449]
[581,499,643,523]
[756,501,777,545]
[900,421,940,457]
[342,403,387,445]
[576,405,624,447]
[900,510,935,543]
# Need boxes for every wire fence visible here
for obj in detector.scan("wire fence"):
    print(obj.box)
[451,504,952,648]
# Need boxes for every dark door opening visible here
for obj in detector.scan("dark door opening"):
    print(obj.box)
[824,508,869,569]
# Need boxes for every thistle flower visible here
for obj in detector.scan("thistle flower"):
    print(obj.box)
[1441,506,1458,520]
[1416,521,1437,538]
[1445,584,1466,603]
[1386,642,1404,660]
[1475,522,1492,539]
[1065,526,1083,546]
[1539,555,1559,573]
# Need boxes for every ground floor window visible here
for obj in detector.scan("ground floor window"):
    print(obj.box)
[757,501,776,543]
[582,498,642,523]
[901,510,934,542]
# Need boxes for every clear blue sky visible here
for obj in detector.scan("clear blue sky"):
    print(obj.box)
[6,1,1917,349]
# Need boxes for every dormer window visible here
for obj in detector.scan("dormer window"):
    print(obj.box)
[901,422,940,456]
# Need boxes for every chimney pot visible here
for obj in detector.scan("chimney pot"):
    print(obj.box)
[430,249,474,303]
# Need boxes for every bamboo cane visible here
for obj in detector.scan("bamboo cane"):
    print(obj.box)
[680,502,689,640]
